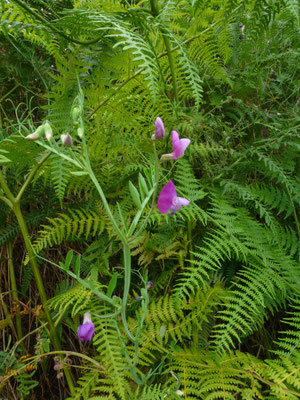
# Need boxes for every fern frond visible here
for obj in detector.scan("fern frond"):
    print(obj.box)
[274,297,300,361]
[30,208,106,256]
[65,369,100,400]
[132,384,170,400]
[211,262,286,353]
[47,284,93,317]
[49,154,72,204]
[92,318,131,400]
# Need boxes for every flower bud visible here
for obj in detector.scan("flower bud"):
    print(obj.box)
[77,312,95,342]
[44,121,53,141]
[77,126,84,138]
[152,117,165,140]
[25,125,45,141]
[72,107,81,123]
[61,133,73,147]
[25,132,39,141]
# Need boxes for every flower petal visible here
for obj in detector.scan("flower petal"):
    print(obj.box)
[154,117,165,139]
[177,197,190,206]
[171,130,179,146]
[171,131,190,159]
[77,321,95,342]
[157,181,177,214]
[179,138,191,155]
[173,196,190,211]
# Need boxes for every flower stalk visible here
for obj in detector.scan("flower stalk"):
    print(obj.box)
[150,0,179,104]
[0,162,75,394]
[7,241,24,344]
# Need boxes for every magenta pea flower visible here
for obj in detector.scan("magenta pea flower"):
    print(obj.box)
[152,117,165,140]
[147,281,154,288]
[161,131,190,160]
[77,312,95,343]
[157,181,190,215]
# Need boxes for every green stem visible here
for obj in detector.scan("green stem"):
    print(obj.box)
[88,18,225,119]
[162,36,179,103]
[285,183,300,262]
[88,170,127,244]
[187,220,194,262]
[149,0,178,103]
[0,84,20,105]
[16,152,51,202]
[79,142,136,345]
[122,244,135,342]
[12,206,54,335]
[129,143,160,243]
[80,135,127,244]
[7,242,24,344]
[13,202,74,393]
[0,170,15,203]
[3,350,105,387]
[1,296,16,338]
[0,168,74,394]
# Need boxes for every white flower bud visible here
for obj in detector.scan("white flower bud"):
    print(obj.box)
[25,132,39,141]
[25,125,45,140]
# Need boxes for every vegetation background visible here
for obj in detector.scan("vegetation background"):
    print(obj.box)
[0,0,299,399]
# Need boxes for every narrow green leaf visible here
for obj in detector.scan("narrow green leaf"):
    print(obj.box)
[117,202,128,232]
[129,181,142,209]
[107,273,118,298]
[138,173,148,200]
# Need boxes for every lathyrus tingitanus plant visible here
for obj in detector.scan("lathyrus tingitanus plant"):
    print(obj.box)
[18,84,191,393]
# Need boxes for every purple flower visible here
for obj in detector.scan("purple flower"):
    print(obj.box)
[157,181,190,215]
[239,23,243,28]
[135,296,142,301]
[161,131,190,160]
[77,312,95,343]
[238,35,243,40]
[152,117,165,140]
[147,281,154,288]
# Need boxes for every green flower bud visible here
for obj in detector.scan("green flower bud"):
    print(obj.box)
[72,107,81,122]
[44,121,53,141]
[77,126,84,138]
[25,125,45,141]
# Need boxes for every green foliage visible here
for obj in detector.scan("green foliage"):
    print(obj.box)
[28,208,106,257]
[1,0,300,399]
[170,348,300,399]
